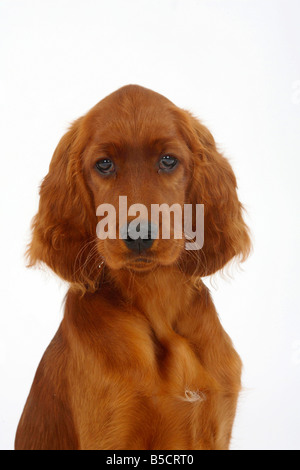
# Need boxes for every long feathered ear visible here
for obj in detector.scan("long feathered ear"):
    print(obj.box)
[27,117,100,292]
[175,109,251,276]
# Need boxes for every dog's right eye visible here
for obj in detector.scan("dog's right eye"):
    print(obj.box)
[95,159,115,175]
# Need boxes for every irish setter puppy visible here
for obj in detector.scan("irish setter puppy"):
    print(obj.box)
[15,85,250,450]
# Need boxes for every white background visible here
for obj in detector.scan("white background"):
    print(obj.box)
[0,0,299,450]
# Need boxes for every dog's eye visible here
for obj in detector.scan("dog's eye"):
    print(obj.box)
[95,159,115,175]
[159,155,178,172]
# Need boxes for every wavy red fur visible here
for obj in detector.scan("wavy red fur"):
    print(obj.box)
[15,85,251,450]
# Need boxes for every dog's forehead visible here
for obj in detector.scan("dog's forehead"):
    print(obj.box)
[99,84,174,108]
[87,85,179,148]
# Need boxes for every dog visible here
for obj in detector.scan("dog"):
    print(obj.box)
[15,85,250,450]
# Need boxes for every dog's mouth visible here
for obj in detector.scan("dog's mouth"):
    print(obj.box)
[125,257,157,272]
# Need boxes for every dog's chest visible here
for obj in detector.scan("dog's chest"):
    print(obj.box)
[73,309,216,449]
[112,324,214,449]
[148,326,210,397]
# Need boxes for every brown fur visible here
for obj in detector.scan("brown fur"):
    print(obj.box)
[15,85,250,450]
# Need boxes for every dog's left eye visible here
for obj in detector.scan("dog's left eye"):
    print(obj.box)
[159,155,178,172]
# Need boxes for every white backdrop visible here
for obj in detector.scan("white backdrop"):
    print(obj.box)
[0,0,299,450]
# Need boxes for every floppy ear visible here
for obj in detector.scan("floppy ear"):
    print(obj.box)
[176,109,251,276]
[27,118,101,292]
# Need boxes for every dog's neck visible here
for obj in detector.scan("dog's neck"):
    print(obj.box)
[106,265,196,335]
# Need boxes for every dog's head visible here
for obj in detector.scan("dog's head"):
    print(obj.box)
[28,85,250,291]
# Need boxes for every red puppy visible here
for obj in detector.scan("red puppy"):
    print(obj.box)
[15,85,250,450]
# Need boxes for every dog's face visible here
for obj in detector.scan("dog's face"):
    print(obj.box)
[83,86,191,272]
[28,85,250,291]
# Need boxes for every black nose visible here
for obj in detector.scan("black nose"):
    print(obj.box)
[121,221,157,253]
